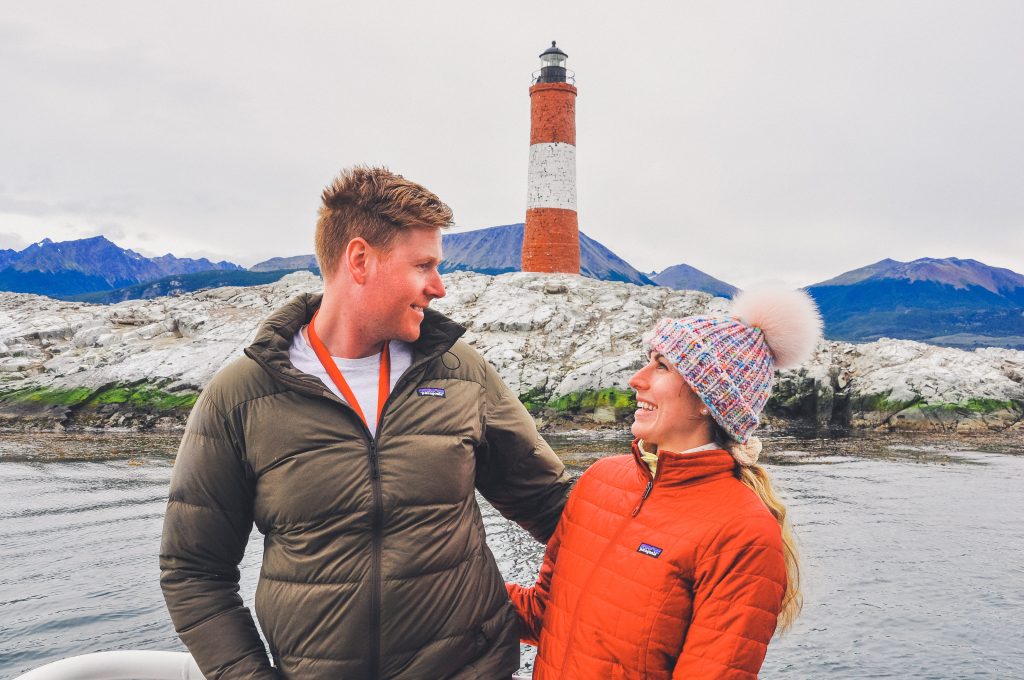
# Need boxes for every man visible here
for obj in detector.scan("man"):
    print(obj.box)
[160,166,570,679]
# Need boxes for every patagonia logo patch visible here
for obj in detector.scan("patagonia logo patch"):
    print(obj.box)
[637,543,663,558]
[417,387,446,398]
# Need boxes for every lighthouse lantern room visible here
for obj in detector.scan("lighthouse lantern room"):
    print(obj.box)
[535,41,572,83]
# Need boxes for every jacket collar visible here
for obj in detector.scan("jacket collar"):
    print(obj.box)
[630,438,735,487]
[244,292,466,396]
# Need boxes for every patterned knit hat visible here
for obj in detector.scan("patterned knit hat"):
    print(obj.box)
[645,289,822,443]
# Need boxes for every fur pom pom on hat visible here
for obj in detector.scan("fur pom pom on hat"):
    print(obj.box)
[730,288,823,370]
[647,288,822,445]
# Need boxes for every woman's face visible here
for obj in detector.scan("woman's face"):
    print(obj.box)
[628,352,707,449]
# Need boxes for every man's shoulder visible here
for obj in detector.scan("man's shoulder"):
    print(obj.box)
[199,354,281,413]
[422,338,490,385]
[444,338,487,368]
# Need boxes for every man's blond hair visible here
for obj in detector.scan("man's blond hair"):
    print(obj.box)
[315,166,454,279]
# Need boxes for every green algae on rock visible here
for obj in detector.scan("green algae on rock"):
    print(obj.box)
[0,383,197,431]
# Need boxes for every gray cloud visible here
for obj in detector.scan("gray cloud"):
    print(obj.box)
[73,222,128,240]
[0,232,29,251]
[1,2,1022,289]
[0,191,139,219]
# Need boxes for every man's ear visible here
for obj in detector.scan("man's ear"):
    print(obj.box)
[344,237,370,285]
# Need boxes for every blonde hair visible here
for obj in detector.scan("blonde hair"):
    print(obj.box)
[315,165,454,279]
[715,424,802,633]
[734,462,802,633]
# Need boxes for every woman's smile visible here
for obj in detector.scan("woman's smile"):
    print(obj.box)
[628,353,708,450]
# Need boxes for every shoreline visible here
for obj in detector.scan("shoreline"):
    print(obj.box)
[4,419,1019,466]
[0,380,1020,437]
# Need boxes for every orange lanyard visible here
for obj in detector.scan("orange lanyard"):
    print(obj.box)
[307,310,391,430]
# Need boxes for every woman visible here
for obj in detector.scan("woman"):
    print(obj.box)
[508,289,821,679]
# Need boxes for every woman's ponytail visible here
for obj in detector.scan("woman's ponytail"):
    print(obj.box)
[715,424,802,634]
[735,463,802,634]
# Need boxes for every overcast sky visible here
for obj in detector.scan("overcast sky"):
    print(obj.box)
[2,1,1022,289]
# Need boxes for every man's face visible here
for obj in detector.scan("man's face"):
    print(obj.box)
[365,227,446,343]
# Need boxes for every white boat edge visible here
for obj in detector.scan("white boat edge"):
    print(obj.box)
[13,651,205,680]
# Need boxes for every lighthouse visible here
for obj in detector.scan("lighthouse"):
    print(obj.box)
[522,41,580,274]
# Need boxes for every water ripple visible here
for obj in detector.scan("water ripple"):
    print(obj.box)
[1,432,1023,678]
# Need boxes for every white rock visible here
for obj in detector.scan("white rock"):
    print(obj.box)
[0,272,1018,414]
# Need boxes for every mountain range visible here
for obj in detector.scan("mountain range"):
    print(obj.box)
[249,255,320,273]
[807,257,1024,348]
[246,224,655,285]
[2,232,1021,349]
[0,236,240,297]
[438,223,654,285]
[649,264,738,298]
[64,269,314,304]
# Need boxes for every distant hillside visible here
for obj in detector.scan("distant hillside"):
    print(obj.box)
[0,236,241,297]
[250,255,320,273]
[440,224,523,275]
[818,257,1024,298]
[63,269,309,304]
[440,224,654,286]
[256,224,656,285]
[650,264,737,297]
[808,257,1024,349]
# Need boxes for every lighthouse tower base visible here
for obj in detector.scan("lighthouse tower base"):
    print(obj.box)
[522,208,580,273]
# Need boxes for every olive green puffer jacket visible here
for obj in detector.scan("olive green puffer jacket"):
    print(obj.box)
[160,293,570,680]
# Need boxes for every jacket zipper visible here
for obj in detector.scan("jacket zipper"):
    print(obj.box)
[365,366,424,680]
[368,437,382,680]
[565,463,660,669]
[631,479,654,516]
[278,371,406,680]
[563,470,658,670]
[632,451,662,516]
[249,339,442,680]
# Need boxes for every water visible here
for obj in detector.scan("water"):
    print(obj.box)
[1,431,1023,678]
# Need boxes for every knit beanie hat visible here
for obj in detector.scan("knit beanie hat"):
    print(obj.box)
[645,288,822,446]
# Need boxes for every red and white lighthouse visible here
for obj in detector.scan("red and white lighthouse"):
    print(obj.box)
[522,41,580,274]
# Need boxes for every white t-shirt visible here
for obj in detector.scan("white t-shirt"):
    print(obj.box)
[289,325,414,435]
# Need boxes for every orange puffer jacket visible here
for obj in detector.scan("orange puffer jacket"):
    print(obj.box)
[508,441,786,679]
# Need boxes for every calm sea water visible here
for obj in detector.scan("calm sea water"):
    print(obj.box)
[1,431,1022,678]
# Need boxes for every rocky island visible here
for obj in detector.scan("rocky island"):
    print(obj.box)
[0,271,1021,435]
